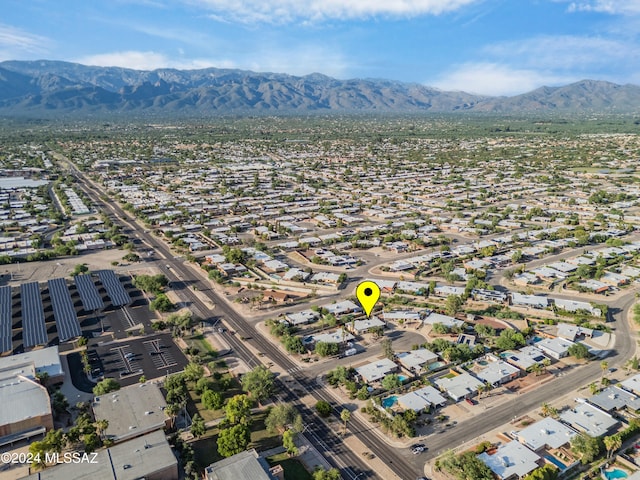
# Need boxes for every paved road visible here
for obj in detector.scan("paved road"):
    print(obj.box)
[68,159,639,480]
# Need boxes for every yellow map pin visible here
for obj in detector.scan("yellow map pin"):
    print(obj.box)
[356,281,381,317]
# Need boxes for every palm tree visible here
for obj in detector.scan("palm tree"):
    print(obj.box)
[340,409,351,434]
[165,404,179,430]
[542,358,551,374]
[601,360,609,380]
[604,434,622,459]
[589,382,599,395]
[95,419,109,441]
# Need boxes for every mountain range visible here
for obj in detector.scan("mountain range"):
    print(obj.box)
[0,60,639,115]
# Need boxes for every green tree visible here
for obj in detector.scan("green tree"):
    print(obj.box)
[225,394,253,425]
[284,335,305,354]
[241,365,275,405]
[495,329,526,351]
[315,400,332,417]
[183,362,205,382]
[445,295,463,316]
[71,263,89,277]
[93,378,120,395]
[312,467,342,480]
[571,432,601,464]
[340,408,351,433]
[282,429,299,456]
[603,433,622,459]
[523,464,559,480]
[432,322,450,335]
[190,413,206,438]
[568,343,589,359]
[217,424,251,457]
[381,338,394,360]
[201,389,224,410]
[315,341,339,357]
[265,404,303,434]
[149,293,174,312]
[381,374,402,391]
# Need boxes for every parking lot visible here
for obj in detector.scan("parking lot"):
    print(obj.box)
[92,333,188,387]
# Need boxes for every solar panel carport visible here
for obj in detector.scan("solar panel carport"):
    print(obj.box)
[0,286,12,353]
[74,274,104,311]
[48,278,82,341]
[21,282,48,348]
[97,270,130,307]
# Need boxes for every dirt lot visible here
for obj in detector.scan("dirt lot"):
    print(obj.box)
[0,248,131,286]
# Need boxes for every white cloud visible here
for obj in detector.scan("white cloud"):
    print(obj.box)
[433,63,571,96]
[74,46,350,77]
[76,51,230,70]
[0,24,50,60]
[484,35,633,70]
[567,1,640,14]
[186,0,481,23]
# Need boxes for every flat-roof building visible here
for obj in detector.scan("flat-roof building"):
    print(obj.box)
[20,430,178,480]
[589,386,640,413]
[92,382,170,444]
[434,371,483,401]
[205,449,276,480]
[0,371,52,441]
[515,417,577,452]
[478,441,541,480]
[559,403,619,438]
[356,358,398,383]
[397,386,447,412]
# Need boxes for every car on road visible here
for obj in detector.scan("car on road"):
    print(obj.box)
[411,446,425,454]
[410,443,425,450]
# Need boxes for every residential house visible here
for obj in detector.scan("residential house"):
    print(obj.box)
[434,371,484,401]
[355,358,399,383]
[397,385,447,413]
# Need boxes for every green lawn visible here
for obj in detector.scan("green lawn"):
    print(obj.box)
[186,374,244,422]
[250,411,283,451]
[186,334,218,361]
[267,454,313,480]
[190,411,284,470]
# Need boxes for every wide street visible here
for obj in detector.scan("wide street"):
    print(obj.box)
[65,155,639,480]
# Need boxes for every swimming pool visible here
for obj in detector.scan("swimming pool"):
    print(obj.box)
[544,454,567,471]
[398,375,408,382]
[532,336,543,343]
[603,469,628,480]
[382,396,398,409]
[428,361,445,370]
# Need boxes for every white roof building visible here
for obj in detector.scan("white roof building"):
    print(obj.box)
[559,403,619,438]
[285,310,319,326]
[620,373,640,396]
[324,300,360,315]
[556,322,594,341]
[535,337,574,360]
[478,441,541,480]
[397,386,447,412]
[424,312,464,328]
[312,329,355,345]
[434,372,483,401]
[503,346,548,371]
[476,360,520,386]
[356,358,398,383]
[351,316,386,334]
[396,349,439,372]
[515,417,577,452]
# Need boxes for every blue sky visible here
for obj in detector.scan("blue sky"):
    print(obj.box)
[2,0,640,95]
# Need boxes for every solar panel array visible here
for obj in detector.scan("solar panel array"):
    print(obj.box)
[75,274,104,311]
[97,270,131,306]
[48,278,82,341]
[0,286,12,353]
[21,282,48,348]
